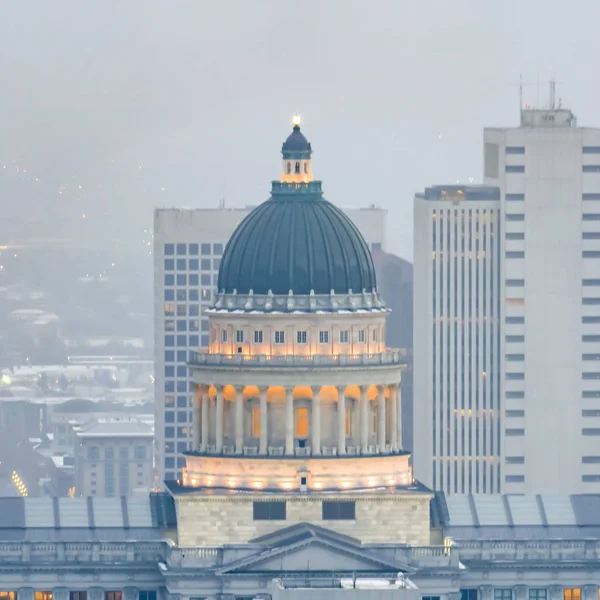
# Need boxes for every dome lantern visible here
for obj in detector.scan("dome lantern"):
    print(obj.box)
[280,115,313,184]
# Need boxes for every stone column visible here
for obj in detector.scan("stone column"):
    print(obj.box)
[235,385,244,454]
[259,386,268,455]
[359,385,369,453]
[193,385,202,450]
[201,386,209,451]
[514,585,528,600]
[583,586,599,600]
[312,386,321,455]
[285,386,294,455]
[88,590,104,600]
[123,589,138,600]
[215,385,224,453]
[479,586,493,600]
[377,385,386,451]
[337,385,346,455]
[390,384,398,451]
[397,379,403,450]
[18,591,34,600]
[52,588,69,600]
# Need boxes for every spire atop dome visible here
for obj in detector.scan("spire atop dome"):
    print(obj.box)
[281,118,313,183]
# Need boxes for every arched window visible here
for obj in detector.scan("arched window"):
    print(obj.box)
[286,162,291,174]
[295,162,300,174]
[304,162,309,174]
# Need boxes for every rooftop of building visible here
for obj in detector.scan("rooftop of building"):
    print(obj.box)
[76,415,154,439]
[416,184,500,202]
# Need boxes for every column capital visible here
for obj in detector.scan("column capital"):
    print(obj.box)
[213,384,223,392]
[284,385,294,394]
[258,385,269,393]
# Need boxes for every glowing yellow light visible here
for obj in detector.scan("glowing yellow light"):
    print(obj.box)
[190,478,197,486]
[292,115,302,127]
[252,481,263,489]
[387,478,396,486]
[341,481,352,488]
[313,481,323,489]
[281,482,293,490]
[227,479,237,487]
[367,478,377,487]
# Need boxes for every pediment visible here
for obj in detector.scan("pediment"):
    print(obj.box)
[217,537,411,575]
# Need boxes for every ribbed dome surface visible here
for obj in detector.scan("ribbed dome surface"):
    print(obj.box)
[282,125,311,155]
[217,194,377,296]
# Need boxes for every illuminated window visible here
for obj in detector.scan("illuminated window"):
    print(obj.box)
[0,593,17,600]
[254,330,263,344]
[304,162,308,174]
[563,590,580,600]
[297,331,307,344]
[345,406,352,436]
[358,329,366,343]
[222,330,228,343]
[296,408,309,437]
[251,406,260,437]
[319,331,329,344]
[340,330,349,344]
[236,330,244,343]
[35,594,52,600]
[70,593,87,600]
[275,330,285,344]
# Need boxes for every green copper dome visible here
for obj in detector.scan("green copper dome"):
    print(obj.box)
[217,124,377,296]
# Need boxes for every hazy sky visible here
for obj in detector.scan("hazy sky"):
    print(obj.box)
[1,0,600,259]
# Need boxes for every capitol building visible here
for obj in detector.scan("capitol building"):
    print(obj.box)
[2,120,600,599]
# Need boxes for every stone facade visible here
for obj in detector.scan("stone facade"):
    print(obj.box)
[174,494,431,547]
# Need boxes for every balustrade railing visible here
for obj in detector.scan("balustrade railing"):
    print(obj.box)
[189,350,403,368]
[455,539,600,560]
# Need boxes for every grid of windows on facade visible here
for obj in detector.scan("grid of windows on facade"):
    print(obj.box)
[163,241,224,480]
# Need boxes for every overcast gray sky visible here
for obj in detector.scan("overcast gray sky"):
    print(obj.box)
[1,0,599,259]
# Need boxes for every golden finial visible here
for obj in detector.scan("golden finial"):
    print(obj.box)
[292,115,302,127]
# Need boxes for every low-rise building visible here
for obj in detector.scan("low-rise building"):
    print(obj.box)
[75,416,154,497]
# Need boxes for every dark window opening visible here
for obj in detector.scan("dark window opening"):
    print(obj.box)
[253,501,286,520]
[322,500,355,520]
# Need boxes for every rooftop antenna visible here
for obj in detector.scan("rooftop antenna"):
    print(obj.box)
[519,73,523,110]
[549,77,556,110]
[219,177,226,209]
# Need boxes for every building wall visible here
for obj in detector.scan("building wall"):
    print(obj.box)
[413,189,501,493]
[154,207,387,483]
[77,435,154,496]
[484,111,600,493]
[174,495,431,547]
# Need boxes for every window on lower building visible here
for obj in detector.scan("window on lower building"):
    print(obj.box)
[70,593,87,600]
[139,593,157,600]
[254,330,263,344]
[319,330,329,344]
[494,591,512,600]
[275,330,285,344]
[322,500,355,520]
[582,475,600,482]
[251,406,260,438]
[104,594,122,600]
[461,591,478,600]
[236,330,244,343]
[563,590,580,600]
[529,591,546,600]
[358,329,366,343]
[505,429,525,436]
[297,330,307,344]
[505,410,524,417]
[222,330,228,343]
[345,406,352,436]
[340,330,349,344]
[582,456,600,463]
[505,456,525,464]
[296,407,309,437]
[253,501,286,520]
[0,594,17,600]
[35,594,52,600]
[505,475,525,483]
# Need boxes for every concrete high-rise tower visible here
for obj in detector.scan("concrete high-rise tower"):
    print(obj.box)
[413,185,502,494]
[484,104,600,494]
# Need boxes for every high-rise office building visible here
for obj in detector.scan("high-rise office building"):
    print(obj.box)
[413,185,502,494]
[415,105,600,495]
[484,105,600,494]
[154,205,387,482]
